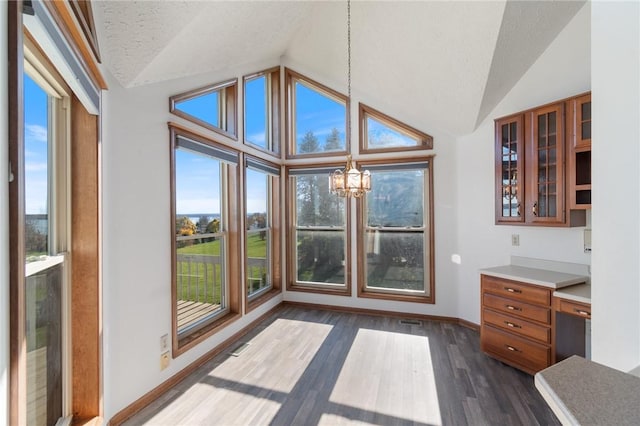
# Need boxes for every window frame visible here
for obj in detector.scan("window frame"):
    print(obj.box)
[170,79,238,141]
[286,163,351,296]
[243,67,281,158]
[285,68,350,159]
[356,157,435,304]
[359,103,433,154]
[244,155,282,312]
[170,126,242,357]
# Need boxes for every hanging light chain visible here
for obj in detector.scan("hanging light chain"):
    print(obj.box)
[347,0,351,140]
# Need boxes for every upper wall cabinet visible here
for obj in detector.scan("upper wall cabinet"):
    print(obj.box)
[568,93,592,209]
[495,93,590,226]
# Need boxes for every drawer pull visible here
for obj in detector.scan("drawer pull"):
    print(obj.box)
[505,304,522,311]
[574,309,590,317]
[505,344,520,352]
[504,287,522,294]
[504,321,521,329]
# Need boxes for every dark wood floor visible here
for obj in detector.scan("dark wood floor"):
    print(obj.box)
[123,305,560,425]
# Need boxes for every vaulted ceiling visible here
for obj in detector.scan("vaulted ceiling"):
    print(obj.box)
[93,1,586,136]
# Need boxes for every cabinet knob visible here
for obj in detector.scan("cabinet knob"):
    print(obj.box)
[532,202,538,216]
[505,304,522,311]
[574,309,590,317]
[504,287,522,294]
[505,345,520,352]
[504,321,521,329]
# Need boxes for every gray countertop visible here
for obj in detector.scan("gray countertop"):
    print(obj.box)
[553,283,591,304]
[480,265,589,289]
[535,356,640,425]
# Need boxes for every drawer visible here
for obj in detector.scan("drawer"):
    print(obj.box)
[556,298,591,319]
[481,324,551,373]
[483,308,550,343]
[481,275,551,306]
[483,293,551,324]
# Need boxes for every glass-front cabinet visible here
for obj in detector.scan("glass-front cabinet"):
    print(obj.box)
[495,115,524,224]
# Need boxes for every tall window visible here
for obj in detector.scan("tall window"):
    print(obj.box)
[245,156,281,308]
[285,69,348,158]
[171,130,240,352]
[23,66,70,425]
[358,159,434,303]
[244,67,280,156]
[287,166,349,295]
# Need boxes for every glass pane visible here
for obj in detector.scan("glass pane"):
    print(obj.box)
[294,81,346,154]
[24,74,49,260]
[549,194,557,217]
[510,122,517,141]
[296,230,345,284]
[581,122,591,140]
[582,101,591,120]
[549,112,556,133]
[538,150,547,166]
[246,168,270,296]
[502,124,509,146]
[26,264,63,426]
[245,76,267,149]
[367,169,425,227]
[365,231,425,292]
[548,134,556,147]
[176,236,225,333]
[295,174,345,227]
[175,148,224,333]
[538,115,546,136]
[549,166,557,182]
[367,116,418,149]
[247,231,269,296]
[175,91,220,128]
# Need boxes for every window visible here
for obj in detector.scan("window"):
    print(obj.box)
[170,79,238,140]
[171,128,241,353]
[244,67,280,156]
[285,69,349,158]
[245,156,281,310]
[359,103,433,154]
[287,166,350,295]
[357,159,434,303]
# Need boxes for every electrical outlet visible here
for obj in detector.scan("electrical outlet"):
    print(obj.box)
[511,234,520,246]
[160,351,170,370]
[160,334,169,352]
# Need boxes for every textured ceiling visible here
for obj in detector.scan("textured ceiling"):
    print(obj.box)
[93,0,586,136]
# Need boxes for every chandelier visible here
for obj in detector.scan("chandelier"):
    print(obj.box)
[329,155,371,198]
[329,0,371,198]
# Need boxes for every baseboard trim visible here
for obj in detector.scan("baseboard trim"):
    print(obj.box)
[108,301,479,424]
[108,304,283,425]
[282,301,480,331]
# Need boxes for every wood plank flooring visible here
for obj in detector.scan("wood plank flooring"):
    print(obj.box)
[122,306,559,426]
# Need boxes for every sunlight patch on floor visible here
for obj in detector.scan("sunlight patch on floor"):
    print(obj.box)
[328,329,442,425]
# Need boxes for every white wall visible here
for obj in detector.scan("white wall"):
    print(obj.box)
[0,2,10,424]
[591,1,640,371]
[101,59,284,420]
[455,3,592,325]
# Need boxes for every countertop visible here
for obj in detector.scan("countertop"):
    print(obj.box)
[480,265,589,289]
[553,283,591,305]
[535,355,640,425]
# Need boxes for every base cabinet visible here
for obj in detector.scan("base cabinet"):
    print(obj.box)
[481,275,554,374]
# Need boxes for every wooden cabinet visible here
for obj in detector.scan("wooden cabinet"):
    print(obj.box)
[495,93,590,225]
[481,274,553,374]
[568,93,592,209]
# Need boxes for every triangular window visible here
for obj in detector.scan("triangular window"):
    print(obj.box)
[359,103,433,154]
[170,79,237,139]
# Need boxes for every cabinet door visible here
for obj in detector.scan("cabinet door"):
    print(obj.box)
[527,103,565,224]
[495,115,524,223]
[574,94,591,149]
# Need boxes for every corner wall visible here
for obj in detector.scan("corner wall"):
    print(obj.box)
[455,4,591,325]
[591,1,640,371]
[0,1,10,423]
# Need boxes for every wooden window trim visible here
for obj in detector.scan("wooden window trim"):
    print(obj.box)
[356,157,435,304]
[169,79,239,141]
[359,103,433,154]
[244,155,282,314]
[169,125,242,357]
[68,0,101,63]
[285,164,351,297]
[285,68,350,159]
[243,66,281,158]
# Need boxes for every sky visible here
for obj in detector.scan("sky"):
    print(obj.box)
[24,73,49,215]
